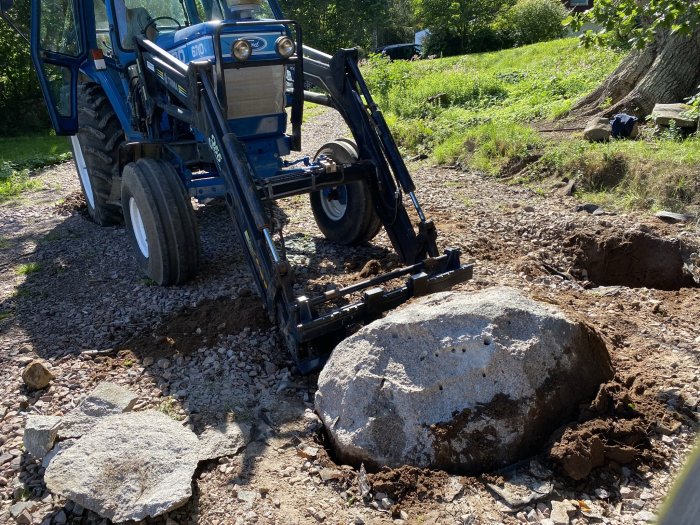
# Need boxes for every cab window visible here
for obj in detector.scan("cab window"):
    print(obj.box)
[115,0,189,50]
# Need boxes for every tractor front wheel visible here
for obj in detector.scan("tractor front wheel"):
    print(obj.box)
[121,159,200,285]
[309,140,382,245]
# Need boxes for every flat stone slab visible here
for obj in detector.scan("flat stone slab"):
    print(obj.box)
[59,381,138,439]
[24,415,62,459]
[45,410,199,522]
[652,103,697,129]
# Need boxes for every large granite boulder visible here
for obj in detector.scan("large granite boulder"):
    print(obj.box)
[315,288,614,473]
[45,410,199,522]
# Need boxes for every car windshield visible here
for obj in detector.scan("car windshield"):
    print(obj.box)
[116,0,190,50]
[210,0,276,21]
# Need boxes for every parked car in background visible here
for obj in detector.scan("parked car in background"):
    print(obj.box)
[375,43,422,60]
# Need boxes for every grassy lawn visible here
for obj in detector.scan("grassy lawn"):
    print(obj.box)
[0,133,72,169]
[362,37,700,213]
[0,133,72,201]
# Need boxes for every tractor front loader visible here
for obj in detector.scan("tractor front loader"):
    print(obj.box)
[1,0,473,372]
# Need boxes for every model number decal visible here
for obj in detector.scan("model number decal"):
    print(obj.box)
[208,135,223,164]
[190,42,206,58]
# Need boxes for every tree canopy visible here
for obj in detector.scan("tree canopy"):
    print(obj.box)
[572,0,700,49]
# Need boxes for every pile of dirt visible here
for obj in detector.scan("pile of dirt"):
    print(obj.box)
[567,229,697,290]
[548,374,686,480]
[120,295,270,358]
[54,190,87,216]
[368,466,452,504]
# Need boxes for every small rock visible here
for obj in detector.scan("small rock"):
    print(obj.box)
[23,415,62,459]
[296,445,319,460]
[575,203,599,214]
[319,468,343,482]
[360,259,381,278]
[54,510,67,525]
[10,502,31,518]
[197,421,251,462]
[633,510,656,523]
[652,103,697,129]
[236,490,258,505]
[595,488,609,499]
[583,117,612,142]
[487,473,553,508]
[16,510,32,525]
[655,211,690,224]
[22,360,54,390]
[550,500,575,525]
[0,453,12,467]
[380,497,393,510]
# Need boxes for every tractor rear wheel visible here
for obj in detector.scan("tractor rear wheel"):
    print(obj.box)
[310,140,382,245]
[121,159,200,285]
[72,83,124,226]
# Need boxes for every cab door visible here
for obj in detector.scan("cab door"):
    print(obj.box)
[30,0,89,135]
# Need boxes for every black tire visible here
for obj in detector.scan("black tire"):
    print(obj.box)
[72,83,124,226]
[309,140,382,245]
[121,159,200,285]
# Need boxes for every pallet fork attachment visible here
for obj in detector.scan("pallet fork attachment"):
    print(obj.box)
[133,34,473,373]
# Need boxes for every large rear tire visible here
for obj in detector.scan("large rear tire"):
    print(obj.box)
[72,83,124,226]
[121,159,200,285]
[309,140,382,245]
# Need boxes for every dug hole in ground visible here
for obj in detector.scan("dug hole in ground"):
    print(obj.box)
[1,109,699,525]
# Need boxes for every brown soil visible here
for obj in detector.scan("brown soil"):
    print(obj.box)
[369,466,452,505]
[54,190,87,217]
[548,372,689,481]
[567,229,697,290]
[120,295,270,358]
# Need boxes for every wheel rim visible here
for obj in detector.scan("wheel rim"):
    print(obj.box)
[71,136,95,209]
[129,197,149,258]
[320,186,348,221]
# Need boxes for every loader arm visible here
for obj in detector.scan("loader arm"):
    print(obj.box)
[132,34,473,372]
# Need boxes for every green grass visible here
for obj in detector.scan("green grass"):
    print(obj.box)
[0,133,72,170]
[0,164,43,201]
[538,136,700,212]
[362,38,700,213]
[363,38,623,170]
[15,262,41,276]
[0,133,71,201]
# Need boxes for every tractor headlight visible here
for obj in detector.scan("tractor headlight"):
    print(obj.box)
[232,39,252,61]
[275,36,296,58]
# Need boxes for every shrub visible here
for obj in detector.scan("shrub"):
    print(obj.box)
[494,0,568,47]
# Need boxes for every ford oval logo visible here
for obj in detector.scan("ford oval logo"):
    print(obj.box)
[247,37,267,51]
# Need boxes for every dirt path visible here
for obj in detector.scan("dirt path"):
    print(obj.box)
[1,109,699,525]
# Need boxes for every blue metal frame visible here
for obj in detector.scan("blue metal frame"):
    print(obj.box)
[29,0,89,135]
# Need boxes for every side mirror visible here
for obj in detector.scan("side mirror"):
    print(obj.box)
[0,0,14,15]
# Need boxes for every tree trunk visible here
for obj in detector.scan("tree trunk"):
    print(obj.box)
[569,28,700,119]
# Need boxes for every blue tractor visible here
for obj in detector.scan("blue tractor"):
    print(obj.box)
[1,0,473,371]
